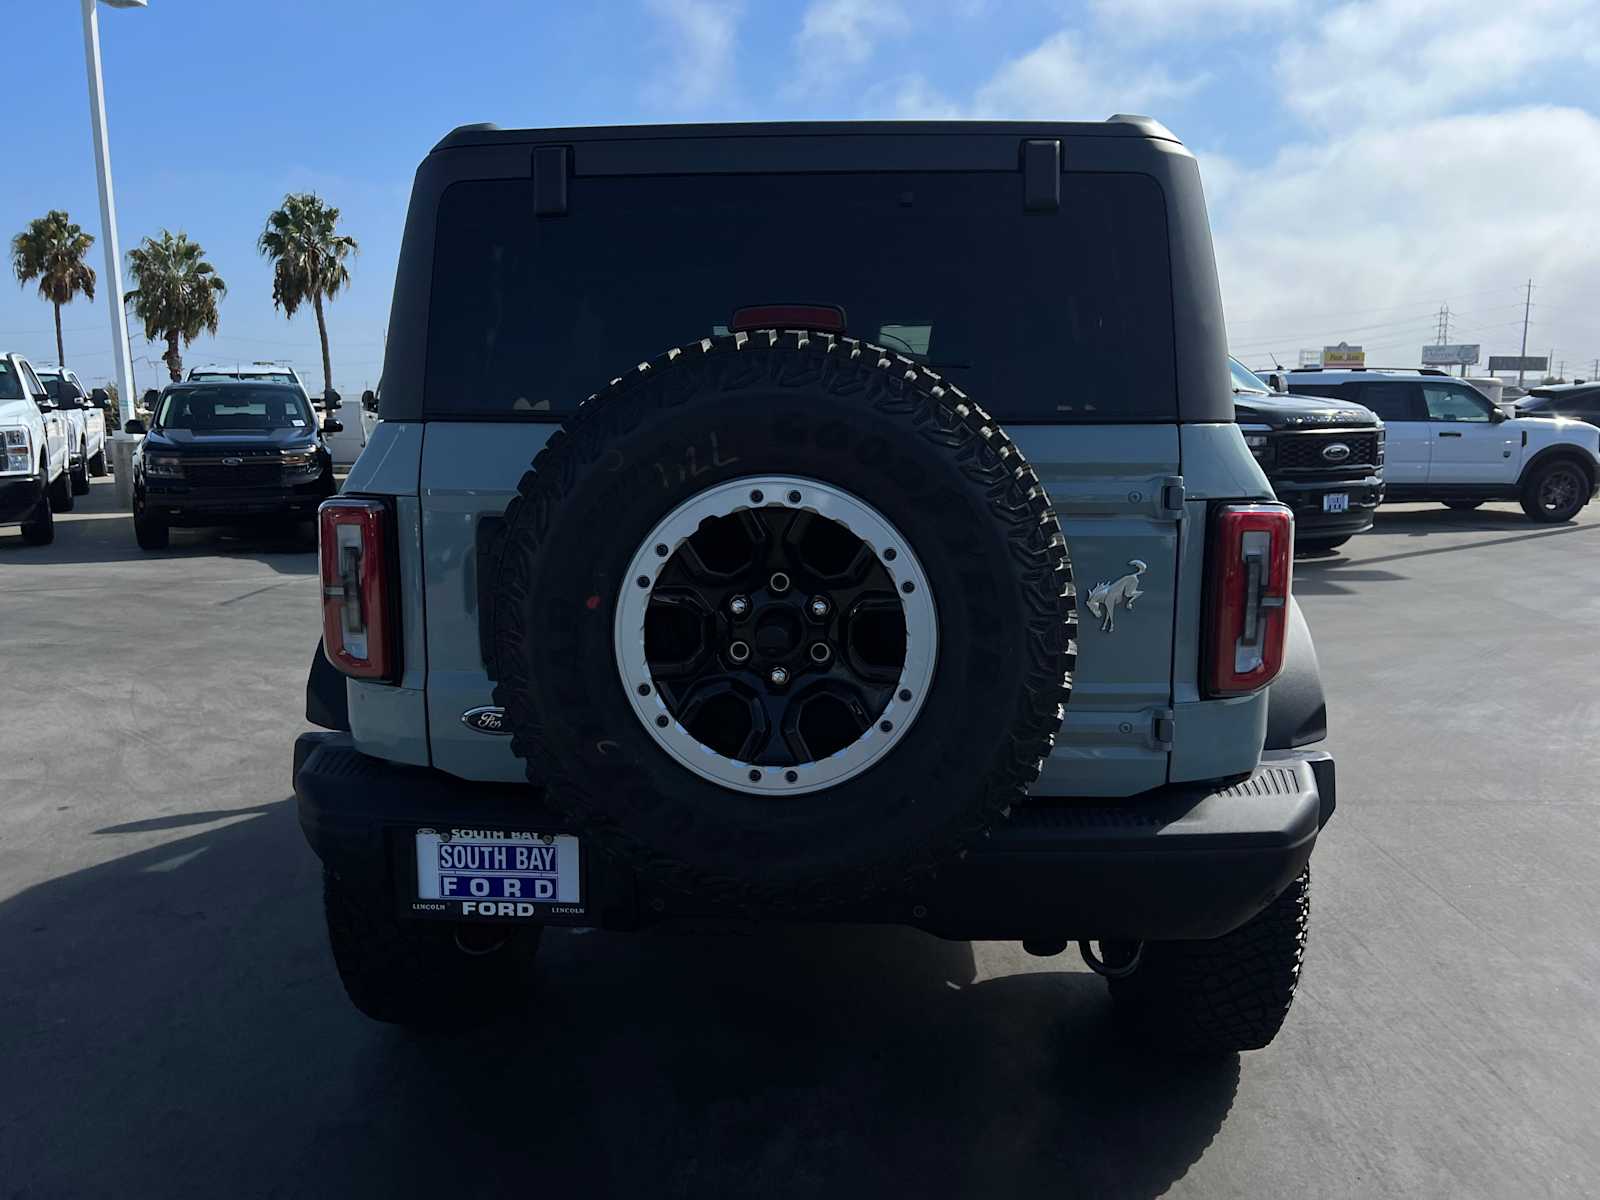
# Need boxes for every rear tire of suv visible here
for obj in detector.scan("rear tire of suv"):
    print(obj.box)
[48,467,75,513]
[322,869,541,1028]
[1520,459,1589,523]
[490,331,1075,909]
[1107,866,1310,1054]
[20,484,54,546]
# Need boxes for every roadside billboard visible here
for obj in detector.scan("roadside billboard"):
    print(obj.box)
[1322,342,1365,368]
[1487,355,1548,373]
[1421,343,1480,366]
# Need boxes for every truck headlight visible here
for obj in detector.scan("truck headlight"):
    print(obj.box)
[2,427,33,475]
[144,452,184,478]
[282,450,320,475]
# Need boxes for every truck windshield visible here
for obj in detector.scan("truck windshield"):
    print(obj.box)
[0,362,26,400]
[156,387,314,431]
[424,171,1179,423]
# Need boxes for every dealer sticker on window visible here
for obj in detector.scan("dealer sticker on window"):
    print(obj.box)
[413,828,581,919]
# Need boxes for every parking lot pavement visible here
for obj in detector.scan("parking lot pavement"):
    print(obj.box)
[3,484,1598,1199]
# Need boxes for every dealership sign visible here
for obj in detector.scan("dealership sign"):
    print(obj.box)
[1322,342,1365,368]
[1487,355,1549,372]
[1421,343,1480,366]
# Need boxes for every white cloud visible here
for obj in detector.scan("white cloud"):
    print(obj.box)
[787,0,910,100]
[1092,0,1301,41]
[876,30,1205,120]
[1209,107,1600,370]
[1277,0,1600,127]
[642,0,745,110]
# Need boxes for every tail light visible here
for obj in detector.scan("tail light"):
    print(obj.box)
[1205,503,1293,697]
[730,304,847,333]
[319,498,397,681]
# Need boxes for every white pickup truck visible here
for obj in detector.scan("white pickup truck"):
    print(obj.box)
[1284,368,1600,522]
[0,353,76,544]
[34,365,109,495]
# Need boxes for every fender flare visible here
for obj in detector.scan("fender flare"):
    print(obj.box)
[1518,444,1598,492]
[1264,595,1327,749]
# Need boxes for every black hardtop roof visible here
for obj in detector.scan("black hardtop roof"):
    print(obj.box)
[432,115,1180,153]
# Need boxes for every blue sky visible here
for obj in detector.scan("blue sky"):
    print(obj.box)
[8,0,1600,393]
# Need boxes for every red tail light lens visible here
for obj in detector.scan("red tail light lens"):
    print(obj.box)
[319,498,396,681]
[1206,503,1293,697]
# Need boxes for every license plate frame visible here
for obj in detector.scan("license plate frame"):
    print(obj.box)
[1322,492,1350,514]
[409,827,584,921]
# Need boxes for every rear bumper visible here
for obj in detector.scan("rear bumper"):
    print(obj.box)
[1271,472,1384,537]
[294,732,1335,942]
[0,475,45,524]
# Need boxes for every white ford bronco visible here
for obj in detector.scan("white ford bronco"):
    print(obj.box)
[1283,368,1600,521]
[294,118,1335,1054]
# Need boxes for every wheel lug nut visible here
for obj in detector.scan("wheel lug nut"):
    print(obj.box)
[769,571,791,594]
[769,666,790,687]
[808,596,829,619]
[728,595,749,617]
[728,640,751,663]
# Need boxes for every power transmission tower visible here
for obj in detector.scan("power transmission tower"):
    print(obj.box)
[1517,279,1535,385]
[1434,303,1451,344]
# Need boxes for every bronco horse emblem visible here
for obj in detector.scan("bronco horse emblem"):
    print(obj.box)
[1085,560,1147,633]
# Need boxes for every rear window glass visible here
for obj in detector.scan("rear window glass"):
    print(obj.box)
[424,172,1176,422]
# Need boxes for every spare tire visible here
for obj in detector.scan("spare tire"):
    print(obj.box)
[491,331,1074,906]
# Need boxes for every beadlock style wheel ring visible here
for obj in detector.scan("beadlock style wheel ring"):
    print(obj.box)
[614,475,938,795]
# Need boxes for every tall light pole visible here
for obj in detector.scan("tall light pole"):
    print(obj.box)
[80,0,145,431]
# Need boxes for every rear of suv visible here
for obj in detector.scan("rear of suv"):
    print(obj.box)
[1232,358,1384,552]
[1285,368,1600,522]
[294,118,1336,1053]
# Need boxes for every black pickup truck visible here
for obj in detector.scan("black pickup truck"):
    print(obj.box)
[127,379,338,549]
[1232,358,1385,552]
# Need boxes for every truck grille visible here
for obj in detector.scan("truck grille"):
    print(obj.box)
[186,462,282,487]
[1275,430,1380,472]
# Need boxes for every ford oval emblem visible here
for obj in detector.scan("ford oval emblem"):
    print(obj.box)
[461,706,510,735]
[222,456,243,466]
[1321,442,1352,463]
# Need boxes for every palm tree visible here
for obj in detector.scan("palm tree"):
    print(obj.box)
[125,231,226,381]
[11,210,97,367]
[258,193,357,398]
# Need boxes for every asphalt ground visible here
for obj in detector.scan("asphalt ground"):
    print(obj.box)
[3,477,1597,1199]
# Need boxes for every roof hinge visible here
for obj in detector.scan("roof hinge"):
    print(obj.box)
[532,145,570,217]
[1021,139,1061,212]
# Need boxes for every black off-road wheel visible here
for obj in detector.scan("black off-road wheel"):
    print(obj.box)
[1108,867,1311,1054]
[322,869,541,1028]
[89,447,109,477]
[1520,459,1589,523]
[490,331,1075,909]
[19,481,54,546]
[48,466,75,513]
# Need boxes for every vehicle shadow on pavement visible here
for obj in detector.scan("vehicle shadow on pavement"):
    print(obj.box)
[1,800,1238,1200]
[0,478,316,572]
